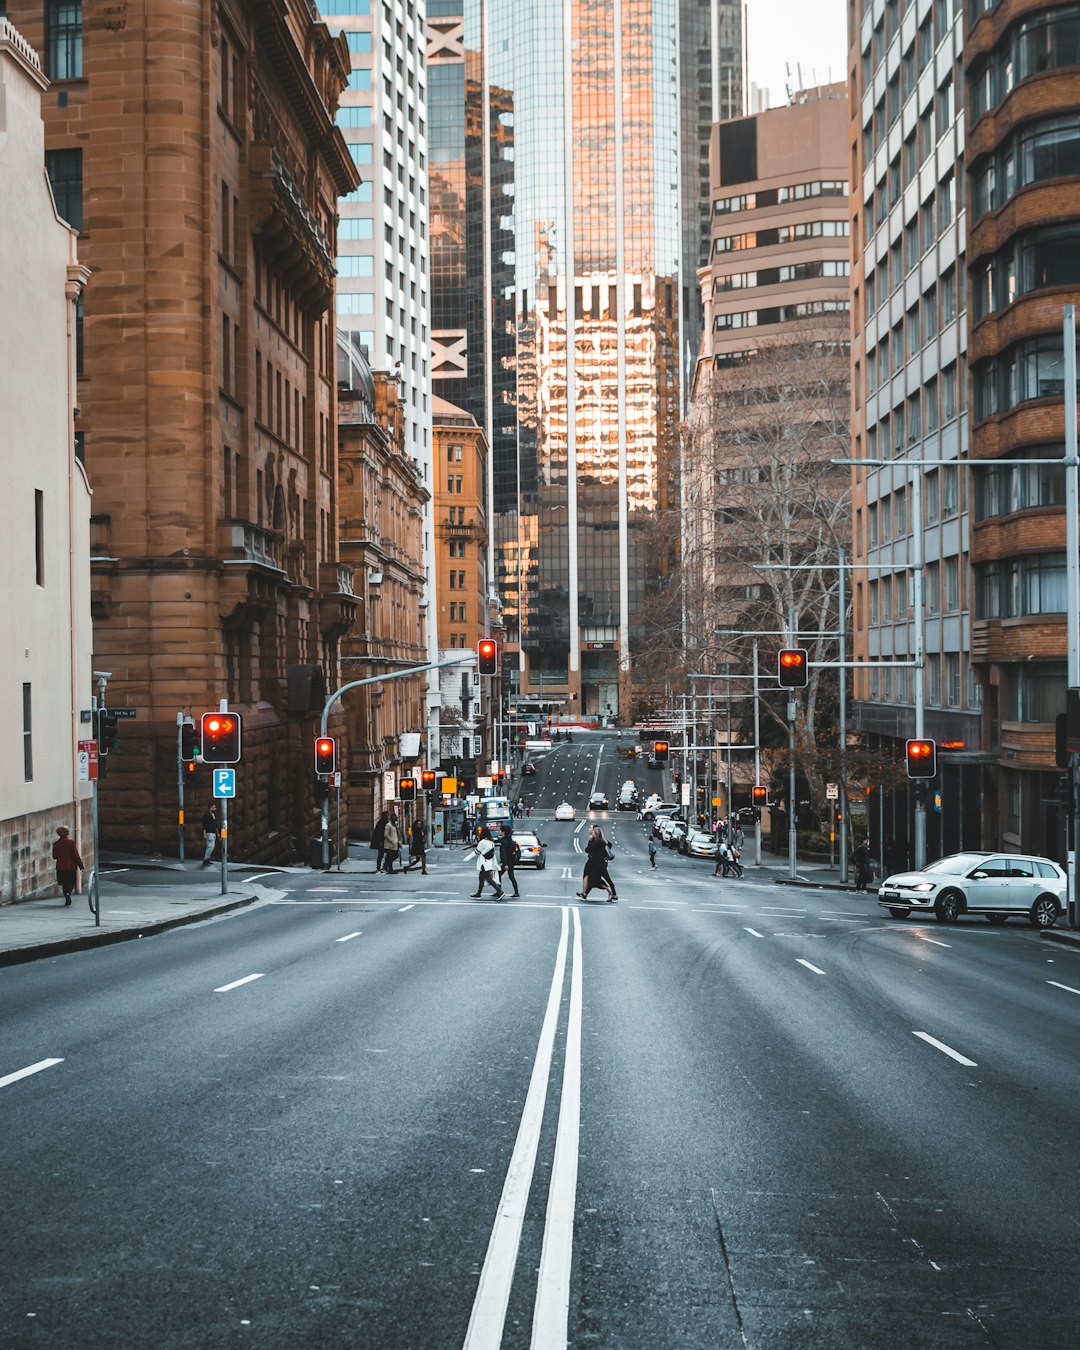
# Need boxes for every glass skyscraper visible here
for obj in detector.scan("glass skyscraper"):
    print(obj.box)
[431,0,743,716]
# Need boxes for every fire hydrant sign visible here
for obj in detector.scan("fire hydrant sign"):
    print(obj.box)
[77,739,99,782]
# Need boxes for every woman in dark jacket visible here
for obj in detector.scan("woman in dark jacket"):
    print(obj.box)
[52,826,85,906]
[579,825,617,902]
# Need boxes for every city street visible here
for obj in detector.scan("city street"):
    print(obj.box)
[3,733,1080,1348]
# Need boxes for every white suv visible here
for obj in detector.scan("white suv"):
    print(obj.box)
[877,851,1066,927]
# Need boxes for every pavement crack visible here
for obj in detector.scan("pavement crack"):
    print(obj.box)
[708,1188,750,1348]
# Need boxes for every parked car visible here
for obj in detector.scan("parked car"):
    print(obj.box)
[658,818,688,847]
[639,801,680,821]
[512,831,546,868]
[877,851,1066,926]
[588,791,610,809]
[554,802,576,821]
[683,830,718,858]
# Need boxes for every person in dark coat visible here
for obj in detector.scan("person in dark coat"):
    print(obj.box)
[201,804,218,867]
[853,837,873,892]
[579,825,616,902]
[497,822,521,898]
[370,811,390,872]
[406,817,428,875]
[52,826,84,906]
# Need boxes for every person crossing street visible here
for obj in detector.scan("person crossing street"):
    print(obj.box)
[470,826,504,899]
[497,822,521,898]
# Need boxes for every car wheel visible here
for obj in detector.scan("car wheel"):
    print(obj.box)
[887,907,909,919]
[985,914,1008,925]
[1030,895,1059,929]
[935,890,963,923]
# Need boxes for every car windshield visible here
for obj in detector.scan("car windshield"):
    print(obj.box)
[922,853,990,874]
[514,834,540,846]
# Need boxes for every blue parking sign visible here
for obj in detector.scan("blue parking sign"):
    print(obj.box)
[213,768,236,799]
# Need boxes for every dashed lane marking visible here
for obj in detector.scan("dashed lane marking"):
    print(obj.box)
[214,973,265,993]
[796,958,827,975]
[336,932,363,942]
[913,1031,977,1066]
[743,927,764,938]
[1047,980,1080,996]
[398,904,415,912]
[0,1058,64,1091]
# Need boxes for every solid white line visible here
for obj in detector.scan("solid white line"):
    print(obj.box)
[214,973,265,993]
[797,958,827,975]
[531,906,582,1348]
[463,909,570,1350]
[245,871,277,883]
[574,820,585,834]
[0,1058,64,1090]
[913,1031,977,1066]
[744,927,764,938]
[760,907,807,914]
[398,904,415,912]
[589,744,603,798]
[336,932,363,943]
[1047,980,1080,996]
[917,935,951,948]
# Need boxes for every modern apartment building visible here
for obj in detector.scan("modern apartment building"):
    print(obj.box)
[849,0,981,864]
[443,0,743,719]
[965,0,1080,858]
[8,0,360,860]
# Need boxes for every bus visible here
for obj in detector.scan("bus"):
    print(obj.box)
[479,795,513,828]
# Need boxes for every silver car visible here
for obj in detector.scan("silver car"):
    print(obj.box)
[877,851,1066,927]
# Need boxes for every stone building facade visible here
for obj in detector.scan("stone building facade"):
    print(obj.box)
[0,18,93,901]
[5,0,362,860]
[337,357,430,839]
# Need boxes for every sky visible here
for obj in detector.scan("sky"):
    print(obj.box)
[745,0,849,107]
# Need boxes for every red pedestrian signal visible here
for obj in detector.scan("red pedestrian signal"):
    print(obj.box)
[752,785,768,807]
[315,737,336,775]
[477,639,498,675]
[200,711,242,763]
[399,776,417,801]
[654,740,669,762]
[421,769,437,790]
[777,648,808,688]
[905,738,937,778]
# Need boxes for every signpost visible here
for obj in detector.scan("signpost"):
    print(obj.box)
[212,767,235,895]
[77,740,98,783]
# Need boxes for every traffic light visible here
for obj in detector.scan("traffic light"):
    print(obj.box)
[315,736,336,775]
[421,769,437,791]
[777,648,808,688]
[905,738,937,778]
[1054,775,1073,807]
[399,776,417,801]
[97,711,119,756]
[752,785,768,807]
[477,638,498,675]
[180,720,199,763]
[654,740,669,762]
[200,711,242,763]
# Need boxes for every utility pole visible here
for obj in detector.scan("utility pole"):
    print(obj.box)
[838,548,849,884]
[1063,305,1079,927]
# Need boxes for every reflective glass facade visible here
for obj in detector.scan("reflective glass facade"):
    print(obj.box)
[448,0,739,713]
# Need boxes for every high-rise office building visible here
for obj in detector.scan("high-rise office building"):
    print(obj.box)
[439,0,743,719]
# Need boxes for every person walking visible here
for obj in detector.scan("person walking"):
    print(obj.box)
[51,826,84,906]
[648,836,658,868]
[579,825,617,902]
[382,815,401,874]
[853,837,872,892]
[471,826,504,899]
[370,811,390,872]
[713,837,742,878]
[497,822,521,898]
[406,817,428,875]
[201,804,219,867]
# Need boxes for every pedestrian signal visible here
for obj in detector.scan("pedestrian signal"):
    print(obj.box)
[421,769,437,790]
[477,639,498,675]
[777,648,808,688]
[654,740,669,762]
[201,711,242,763]
[399,777,417,801]
[905,738,936,778]
[315,737,336,775]
[752,785,768,807]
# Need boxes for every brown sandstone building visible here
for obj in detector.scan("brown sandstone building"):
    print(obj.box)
[10,0,361,860]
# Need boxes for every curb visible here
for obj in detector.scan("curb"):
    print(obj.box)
[1039,927,1080,949]
[0,893,259,969]
[777,877,858,892]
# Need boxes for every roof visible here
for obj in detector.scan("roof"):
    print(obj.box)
[432,394,477,425]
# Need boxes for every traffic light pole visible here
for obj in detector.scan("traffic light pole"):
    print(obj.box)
[176,713,186,865]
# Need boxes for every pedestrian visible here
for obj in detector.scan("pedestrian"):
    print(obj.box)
[471,826,504,899]
[370,810,390,872]
[460,815,471,844]
[732,821,744,851]
[853,836,872,892]
[648,836,658,868]
[406,817,428,875]
[497,822,521,898]
[580,824,617,902]
[51,825,84,906]
[382,815,401,873]
[201,804,218,867]
[525,803,532,819]
[713,837,742,878]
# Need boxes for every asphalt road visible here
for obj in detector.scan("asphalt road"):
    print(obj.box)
[3,732,1079,1348]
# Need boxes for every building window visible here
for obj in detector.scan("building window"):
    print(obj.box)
[46,1,82,79]
[976,554,1069,618]
[972,224,1080,321]
[34,490,45,586]
[45,148,83,232]
[23,683,33,781]
[926,561,941,615]
[927,654,942,706]
[972,114,1080,219]
[973,449,1067,519]
[945,557,959,610]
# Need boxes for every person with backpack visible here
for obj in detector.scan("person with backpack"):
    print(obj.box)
[470,826,504,899]
[497,822,521,898]
[714,836,743,878]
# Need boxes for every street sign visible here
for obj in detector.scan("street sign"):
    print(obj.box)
[332,771,341,789]
[441,777,458,794]
[213,768,236,798]
[77,739,99,782]
[477,775,493,789]
[826,783,838,800]
[109,708,138,718]
[383,770,396,803]
[525,739,552,750]
[680,784,690,806]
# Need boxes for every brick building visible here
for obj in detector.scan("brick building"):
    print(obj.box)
[7,0,361,860]
[965,0,1080,857]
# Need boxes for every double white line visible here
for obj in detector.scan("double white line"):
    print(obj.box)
[463,905,583,1350]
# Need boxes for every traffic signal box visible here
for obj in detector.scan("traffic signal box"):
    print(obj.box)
[477,639,498,675]
[315,737,336,775]
[654,740,669,762]
[399,777,417,802]
[777,648,808,688]
[180,721,199,762]
[97,711,119,756]
[201,712,242,764]
[905,738,937,778]
[752,785,768,807]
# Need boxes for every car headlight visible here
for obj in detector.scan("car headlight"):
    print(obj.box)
[911,882,936,892]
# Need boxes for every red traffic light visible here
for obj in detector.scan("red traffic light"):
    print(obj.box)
[399,777,417,801]
[777,648,808,688]
[315,737,336,775]
[751,785,768,806]
[421,769,437,789]
[905,738,937,778]
[654,740,669,762]
[477,639,498,675]
[200,711,242,763]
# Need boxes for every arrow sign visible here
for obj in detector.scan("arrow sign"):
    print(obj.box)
[213,768,236,799]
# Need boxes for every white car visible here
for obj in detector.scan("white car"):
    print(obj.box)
[658,818,688,847]
[684,830,718,858]
[554,802,576,821]
[877,851,1066,927]
[512,832,546,868]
